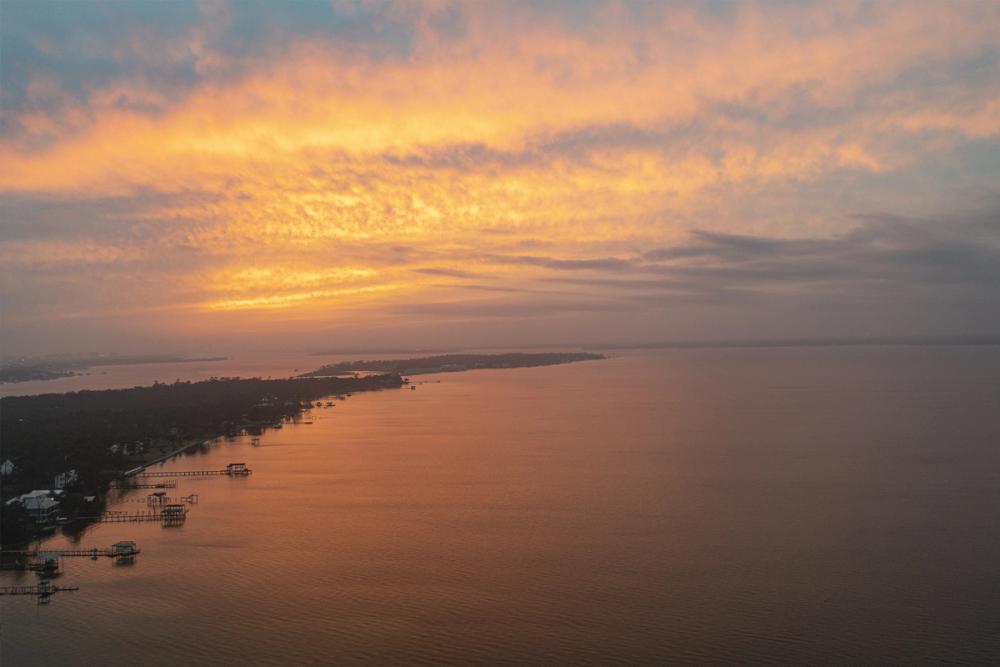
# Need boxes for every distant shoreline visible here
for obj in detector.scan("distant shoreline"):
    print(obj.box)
[297,352,605,378]
[0,355,230,385]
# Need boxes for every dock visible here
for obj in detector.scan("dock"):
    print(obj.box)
[80,506,188,525]
[4,545,140,559]
[134,463,251,478]
[2,542,140,574]
[0,583,79,597]
[111,480,177,489]
[140,492,198,505]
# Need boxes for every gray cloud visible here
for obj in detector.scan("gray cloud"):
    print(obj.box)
[391,296,632,320]
[0,0,425,144]
[0,189,226,243]
[502,202,1000,311]
[483,254,634,272]
[413,267,480,279]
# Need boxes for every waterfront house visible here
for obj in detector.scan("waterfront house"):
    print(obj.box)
[6,490,61,522]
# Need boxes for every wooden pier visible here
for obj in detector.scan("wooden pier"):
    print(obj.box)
[3,542,140,560]
[111,480,177,489]
[140,492,198,505]
[134,463,251,478]
[0,583,79,597]
[80,506,187,525]
[2,542,140,575]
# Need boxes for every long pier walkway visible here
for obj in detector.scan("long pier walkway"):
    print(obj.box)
[0,583,79,597]
[4,544,140,559]
[131,493,198,505]
[80,507,187,525]
[111,480,177,489]
[134,463,251,478]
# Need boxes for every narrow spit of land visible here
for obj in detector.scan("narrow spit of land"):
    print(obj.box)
[299,352,605,377]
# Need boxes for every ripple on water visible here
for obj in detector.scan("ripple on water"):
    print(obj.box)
[4,348,1000,664]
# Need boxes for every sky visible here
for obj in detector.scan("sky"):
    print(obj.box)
[1,0,998,356]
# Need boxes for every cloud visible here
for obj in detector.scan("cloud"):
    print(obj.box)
[0,1,998,353]
[391,296,632,320]
[484,255,635,272]
[547,203,1000,304]
[413,267,480,279]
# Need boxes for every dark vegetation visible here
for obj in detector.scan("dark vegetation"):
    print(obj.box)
[300,352,605,377]
[0,374,403,545]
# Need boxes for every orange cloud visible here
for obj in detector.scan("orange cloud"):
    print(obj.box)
[1,1,997,340]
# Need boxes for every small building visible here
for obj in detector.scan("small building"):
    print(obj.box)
[0,459,14,476]
[112,541,138,556]
[6,489,50,504]
[225,463,251,476]
[31,553,61,574]
[7,490,61,523]
[160,504,187,522]
[54,469,79,489]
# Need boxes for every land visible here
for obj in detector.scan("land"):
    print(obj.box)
[0,373,403,546]
[299,352,605,377]
[2,352,603,546]
[0,354,229,384]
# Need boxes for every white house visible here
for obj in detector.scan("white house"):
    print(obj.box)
[6,490,60,522]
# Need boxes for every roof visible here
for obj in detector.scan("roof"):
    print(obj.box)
[22,496,59,511]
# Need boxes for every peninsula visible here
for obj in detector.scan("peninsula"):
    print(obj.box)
[298,352,605,377]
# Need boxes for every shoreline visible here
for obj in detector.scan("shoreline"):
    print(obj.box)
[2,357,603,547]
[122,438,214,477]
[1,393,342,552]
[0,373,407,547]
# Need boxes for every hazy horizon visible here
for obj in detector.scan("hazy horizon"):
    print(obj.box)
[1,1,998,357]
[3,332,1000,366]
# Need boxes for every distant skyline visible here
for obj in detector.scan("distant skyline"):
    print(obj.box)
[2,1,998,355]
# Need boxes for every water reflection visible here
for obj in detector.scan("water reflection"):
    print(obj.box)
[3,348,1000,664]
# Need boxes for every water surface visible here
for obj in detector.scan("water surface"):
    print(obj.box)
[3,347,999,664]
